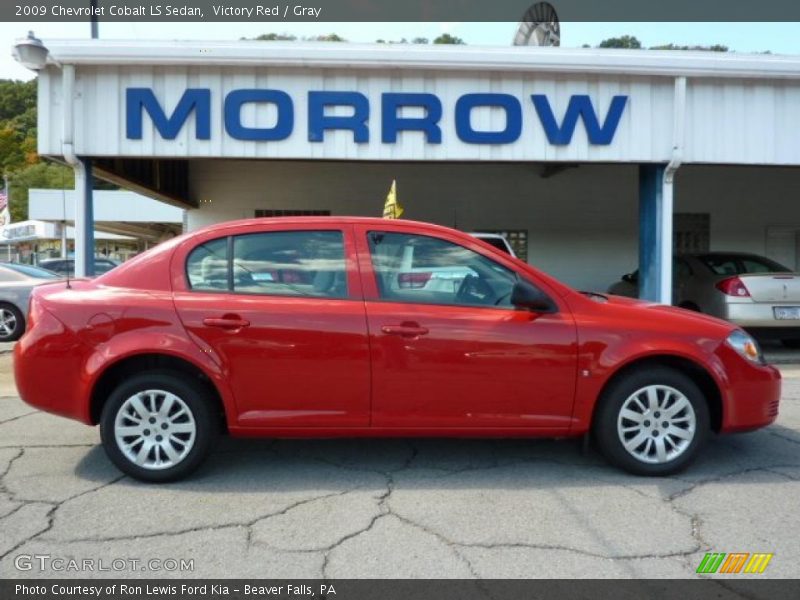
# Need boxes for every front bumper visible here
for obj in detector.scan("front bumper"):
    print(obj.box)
[716,342,781,432]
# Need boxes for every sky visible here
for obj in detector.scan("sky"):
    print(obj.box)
[2,21,799,80]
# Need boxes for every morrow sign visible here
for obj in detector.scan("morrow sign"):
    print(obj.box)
[126,88,629,146]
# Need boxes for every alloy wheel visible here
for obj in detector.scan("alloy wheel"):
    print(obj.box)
[616,384,697,465]
[114,389,197,470]
[0,308,17,339]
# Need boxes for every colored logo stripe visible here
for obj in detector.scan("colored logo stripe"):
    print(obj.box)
[697,552,773,574]
[697,553,726,574]
[744,553,774,574]
[720,553,749,574]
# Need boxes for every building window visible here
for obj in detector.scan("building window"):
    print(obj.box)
[478,230,528,261]
[255,209,331,218]
[674,213,710,254]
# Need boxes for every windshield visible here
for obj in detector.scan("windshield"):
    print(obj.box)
[696,254,791,276]
[2,263,60,279]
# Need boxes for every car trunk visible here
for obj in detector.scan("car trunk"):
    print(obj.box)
[741,273,800,303]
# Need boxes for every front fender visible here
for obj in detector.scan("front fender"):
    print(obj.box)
[570,332,728,434]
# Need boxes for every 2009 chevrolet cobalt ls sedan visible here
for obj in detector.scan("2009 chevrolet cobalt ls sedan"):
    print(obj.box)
[14,218,780,482]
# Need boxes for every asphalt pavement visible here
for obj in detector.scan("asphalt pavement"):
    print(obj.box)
[0,353,798,579]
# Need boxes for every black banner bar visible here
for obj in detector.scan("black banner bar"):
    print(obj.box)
[2,580,800,600]
[4,0,800,22]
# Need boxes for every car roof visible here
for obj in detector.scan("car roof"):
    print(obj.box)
[191,216,466,237]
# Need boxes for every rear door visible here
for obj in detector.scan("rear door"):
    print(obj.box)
[171,222,371,428]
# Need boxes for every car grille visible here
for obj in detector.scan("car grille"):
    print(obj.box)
[767,400,780,418]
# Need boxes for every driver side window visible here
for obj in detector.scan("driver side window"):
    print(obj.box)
[367,231,517,308]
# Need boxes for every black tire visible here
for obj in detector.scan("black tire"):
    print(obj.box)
[100,370,218,482]
[781,339,800,349]
[0,302,25,342]
[593,366,709,476]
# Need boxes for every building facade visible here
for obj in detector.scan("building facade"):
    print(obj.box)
[22,40,800,296]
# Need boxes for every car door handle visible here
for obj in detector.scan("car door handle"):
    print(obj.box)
[381,323,429,337]
[203,316,251,329]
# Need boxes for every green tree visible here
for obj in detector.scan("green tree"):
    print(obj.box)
[308,33,346,42]
[650,43,728,52]
[599,35,642,49]
[252,32,297,41]
[0,79,36,123]
[433,33,465,45]
[7,162,73,223]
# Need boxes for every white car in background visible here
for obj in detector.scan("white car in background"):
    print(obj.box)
[470,232,516,258]
[382,232,517,296]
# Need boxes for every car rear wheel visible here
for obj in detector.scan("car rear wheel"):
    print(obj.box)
[100,371,217,482]
[0,303,24,342]
[593,367,709,476]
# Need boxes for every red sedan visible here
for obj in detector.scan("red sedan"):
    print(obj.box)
[14,218,780,482]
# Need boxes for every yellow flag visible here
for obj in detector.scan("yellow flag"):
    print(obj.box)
[382,180,404,219]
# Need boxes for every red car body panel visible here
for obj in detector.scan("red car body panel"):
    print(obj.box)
[14,217,781,439]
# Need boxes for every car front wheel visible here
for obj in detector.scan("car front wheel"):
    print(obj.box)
[100,371,217,482]
[594,367,709,475]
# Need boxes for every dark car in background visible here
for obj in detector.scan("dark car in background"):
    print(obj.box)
[39,257,120,277]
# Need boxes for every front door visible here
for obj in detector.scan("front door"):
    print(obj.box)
[355,225,578,430]
[172,224,370,428]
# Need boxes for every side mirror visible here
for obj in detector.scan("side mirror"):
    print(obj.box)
[622,272,638,284]
[510,280,557,313]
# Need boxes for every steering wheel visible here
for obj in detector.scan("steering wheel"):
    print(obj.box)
[455,274,494,304]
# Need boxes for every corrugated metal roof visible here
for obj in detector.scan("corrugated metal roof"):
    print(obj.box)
[39,40,800,80]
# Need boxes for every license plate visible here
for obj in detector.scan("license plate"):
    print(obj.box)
[774,307,800,320]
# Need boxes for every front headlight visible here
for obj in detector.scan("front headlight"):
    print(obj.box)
[726,330,765,364]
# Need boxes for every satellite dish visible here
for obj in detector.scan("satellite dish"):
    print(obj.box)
[513,2,560,47]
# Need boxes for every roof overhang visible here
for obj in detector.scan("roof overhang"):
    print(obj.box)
[40,40,800,81]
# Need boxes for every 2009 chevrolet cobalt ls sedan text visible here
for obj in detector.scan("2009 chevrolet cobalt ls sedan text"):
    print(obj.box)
[14,218,780,482]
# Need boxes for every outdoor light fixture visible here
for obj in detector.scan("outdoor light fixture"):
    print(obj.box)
[12,31,49,71]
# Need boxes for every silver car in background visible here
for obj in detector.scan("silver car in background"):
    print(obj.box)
[608,252,800,347]
[0,263,61,341]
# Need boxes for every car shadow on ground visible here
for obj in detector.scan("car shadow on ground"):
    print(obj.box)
[72,424,800,494]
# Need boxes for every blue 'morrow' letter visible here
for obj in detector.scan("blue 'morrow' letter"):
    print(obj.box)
[224,90,293,141]
[381,93,442,144]
[308,91,369,143]
[532,94,628,145]
[455,94,522,144]
[126,88,211,140]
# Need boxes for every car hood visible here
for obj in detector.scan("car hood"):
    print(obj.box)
[602,293,737,333]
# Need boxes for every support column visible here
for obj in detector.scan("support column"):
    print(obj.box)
[60,222,67,258]
[639,164,672,304]
[73,158,95,277]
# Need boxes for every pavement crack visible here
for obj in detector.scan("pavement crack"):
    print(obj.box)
[0,411,38,425]
[769,431,800,446]
[55,489,353,545]
[0,448,23,488]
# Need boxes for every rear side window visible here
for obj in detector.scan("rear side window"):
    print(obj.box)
[185,231,348,298]
[187,237,229,290]
[232,231,347,298]
[698,254,790,275]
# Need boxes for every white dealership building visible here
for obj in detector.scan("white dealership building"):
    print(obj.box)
[17,39,800,300]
